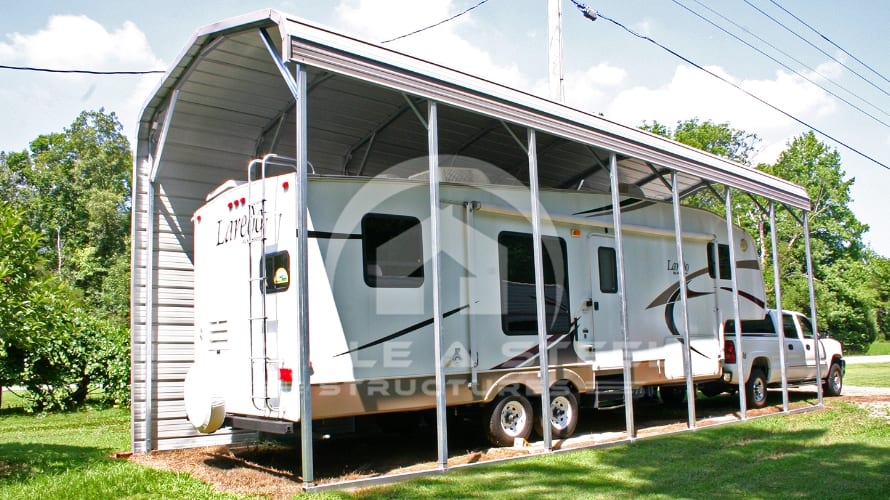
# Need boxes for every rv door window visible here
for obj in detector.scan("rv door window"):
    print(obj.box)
[362,213,424,288]
[597,246,618,293]
[263,251,290,293]
[707,243,732,280]
[498,232,570,335]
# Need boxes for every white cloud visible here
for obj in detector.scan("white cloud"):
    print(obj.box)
[0,15,164,152]
[334,0,525,88]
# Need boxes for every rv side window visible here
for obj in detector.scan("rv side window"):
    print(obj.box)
[362,213,424,288]
[707,243,732,280]
[498,232,570,336]
[597,246,618,293]
[263,251,290,293]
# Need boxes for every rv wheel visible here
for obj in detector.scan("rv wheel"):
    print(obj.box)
[484,392,533,447]
[534,387,579,439]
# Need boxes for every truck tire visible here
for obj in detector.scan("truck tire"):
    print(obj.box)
[659,385,686,406]
[823,362,843,397]
[484,392,533,447]
[746,368,768,409]
[534,387,579,439]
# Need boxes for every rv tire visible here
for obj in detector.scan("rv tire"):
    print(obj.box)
[484,392,533,447]
[659,385,686,406]
[534,387,579,439]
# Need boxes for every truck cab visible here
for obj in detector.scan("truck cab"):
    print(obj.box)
[717,309,845,408]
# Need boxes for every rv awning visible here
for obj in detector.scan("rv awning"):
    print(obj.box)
[136,8,810,211]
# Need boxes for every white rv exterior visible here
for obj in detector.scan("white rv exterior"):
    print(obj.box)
[184,167,767,444]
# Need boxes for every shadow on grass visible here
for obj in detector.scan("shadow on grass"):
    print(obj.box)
[350,419,890,498]
[0,442,110,483]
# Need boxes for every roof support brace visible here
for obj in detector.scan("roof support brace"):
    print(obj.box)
[725,186,747,419]
[671,172,697,429]
[770,201,791,412]
[528,128,553,452]
[607,153,635,440]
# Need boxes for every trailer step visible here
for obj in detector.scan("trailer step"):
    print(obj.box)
[228,415,294,434]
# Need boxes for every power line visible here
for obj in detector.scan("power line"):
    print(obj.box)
[671,0,890,129]
[381,0,491,44]
[741,0,890,100]
[566,0,889,171]
[768,0,890,88]
[0,64,164,75]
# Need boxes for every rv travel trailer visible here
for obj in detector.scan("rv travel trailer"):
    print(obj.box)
[184,157,767,446]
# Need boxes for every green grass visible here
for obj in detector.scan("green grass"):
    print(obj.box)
[325,403,890,499]
[865,339,890,355]
[0,399,251,499]
[844,363,890,387]
[3,389,890,499]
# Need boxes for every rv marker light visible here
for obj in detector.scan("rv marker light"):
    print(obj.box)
[282,181,289,190]
[279,367,293,383]
[240,197,246,205]
[571,228,581,238]
[234,199,240,207]
[196,215,202,223]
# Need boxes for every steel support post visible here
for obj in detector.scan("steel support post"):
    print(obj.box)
[770,201,790,412]
[608,153,635,440]
[670,172,696,429]
[803,212,824,406]
[725,187,747,419]
[427,101,449,469]
[528,129,553,451]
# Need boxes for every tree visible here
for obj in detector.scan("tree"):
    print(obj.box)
[642,120,876,351]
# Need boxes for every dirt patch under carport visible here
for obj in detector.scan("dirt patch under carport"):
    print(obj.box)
[130,386,890,498]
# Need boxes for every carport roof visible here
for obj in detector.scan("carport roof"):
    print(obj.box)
[136,8,810,210]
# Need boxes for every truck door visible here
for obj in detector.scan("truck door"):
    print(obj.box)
[796,314,826,378]
[584,234,622,368]
[782,312,807,380]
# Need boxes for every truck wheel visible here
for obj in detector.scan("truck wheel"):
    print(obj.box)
[534,387,579,439]
[484,392,533,447]
[659,385,686,406]
[823,362,843,397]
[746,368,768,409]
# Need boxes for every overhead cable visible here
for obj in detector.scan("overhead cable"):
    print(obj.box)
[741,0,890,100]
[768,0,890,88]
[672,0,890,129]
[381,0,491,44]
[0,64,164,75]
[567,0,888,171]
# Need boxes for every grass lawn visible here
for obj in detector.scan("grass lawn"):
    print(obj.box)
[844,362,890,388]
[865,339,890,356]
[3,386,889,499]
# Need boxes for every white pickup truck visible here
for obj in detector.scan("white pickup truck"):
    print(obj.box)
[705,309,845,408]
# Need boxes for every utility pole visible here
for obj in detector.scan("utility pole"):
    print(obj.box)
[548,0,565,102]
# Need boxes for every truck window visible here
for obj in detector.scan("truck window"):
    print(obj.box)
[263,251,290,293]
[724,315,776,335]
[498,231,570,336]
[707,242,732,280]
[362,213,424,288]
[782,314,798,337]
[799,316,815,339]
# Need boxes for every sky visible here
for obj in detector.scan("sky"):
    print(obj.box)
[1,0,888,256]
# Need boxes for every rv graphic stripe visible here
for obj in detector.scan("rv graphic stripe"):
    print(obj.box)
[719,287,766,308]
[572,198,653,216]
[333,304,470,357]
[306,230,362,239]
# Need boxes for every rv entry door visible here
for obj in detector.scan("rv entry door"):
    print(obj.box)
[584,234,622,368]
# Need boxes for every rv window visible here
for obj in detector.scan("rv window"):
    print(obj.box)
[263,251,290,293]
[597,246,618,293]
[362,213,424,288]
[498,232,570,336]
[707,243,732,280]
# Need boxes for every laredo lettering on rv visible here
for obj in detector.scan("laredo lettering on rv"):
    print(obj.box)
[216,206,266,246]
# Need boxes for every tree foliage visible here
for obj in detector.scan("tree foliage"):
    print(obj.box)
[646,119,881,351]
[0,109,131,410]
